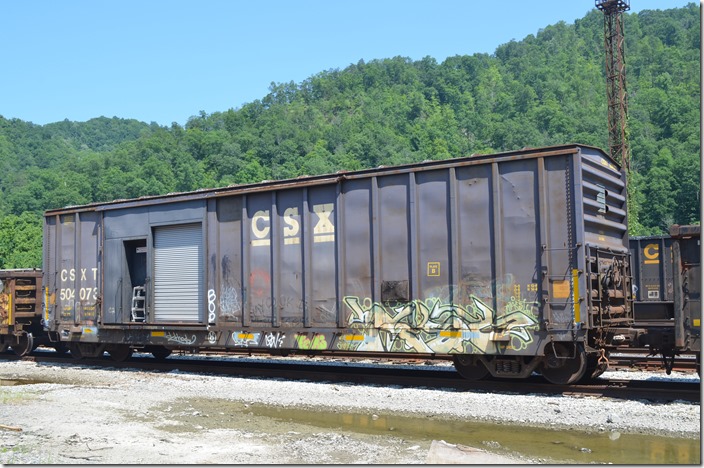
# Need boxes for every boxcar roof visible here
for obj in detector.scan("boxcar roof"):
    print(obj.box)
[44,143,617,215]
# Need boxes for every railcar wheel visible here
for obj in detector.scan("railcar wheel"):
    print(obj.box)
[0,343,8,353]
[10,332,33,357]
[148,346,172,360]
[453,355,489,381]
[68,342,84,360]
[540,342,587,385]
[107,345,133,362]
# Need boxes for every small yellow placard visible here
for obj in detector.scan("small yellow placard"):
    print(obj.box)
[552,280,571,299]
[693,319,701,327]
[427,262,440,277]
[151,331,165,337]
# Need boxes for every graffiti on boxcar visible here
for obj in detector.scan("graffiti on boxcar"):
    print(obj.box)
[165,331,197,345]
[339,295,539,354]
[219,285,242,316]
[422,274,524,306]
[207,331,218,344]
[264,332,285,348]
[232,331,260,347]
[295,333,328,350]
[207,289,217,323]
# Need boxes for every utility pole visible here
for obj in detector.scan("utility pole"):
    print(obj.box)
[595,0,631,175]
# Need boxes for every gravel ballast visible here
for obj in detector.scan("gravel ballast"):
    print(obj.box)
[0,358,699,464]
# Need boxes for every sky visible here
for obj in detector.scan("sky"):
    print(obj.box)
[0,0,698,127]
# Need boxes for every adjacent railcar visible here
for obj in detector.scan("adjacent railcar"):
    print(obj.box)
[0,269,45,355]
[630,225,701,371]
[43,144,632,383]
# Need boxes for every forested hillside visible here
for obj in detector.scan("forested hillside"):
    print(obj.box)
[0,4,699,267]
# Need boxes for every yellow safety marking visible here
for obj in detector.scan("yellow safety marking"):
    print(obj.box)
[439,330,461,338]
[344,334,364,341]
[573,269,581,324]
[83,328,93,334]
[151,331,165,337]
[694,319,701,327]
[237,333,255,340]
[45,287,50,322]
[8,293,12,325]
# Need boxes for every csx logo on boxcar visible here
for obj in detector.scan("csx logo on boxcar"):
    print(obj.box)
[251,204,335,246]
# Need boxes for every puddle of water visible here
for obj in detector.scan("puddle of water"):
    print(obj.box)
[246,405,700,464]
[0,379,47,386]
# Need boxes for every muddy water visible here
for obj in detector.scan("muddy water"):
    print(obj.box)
[157,399,699,464]
[0,378,47,386]
[249,406,699,464]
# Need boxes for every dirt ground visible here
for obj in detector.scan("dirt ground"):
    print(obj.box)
[0,358,699,464]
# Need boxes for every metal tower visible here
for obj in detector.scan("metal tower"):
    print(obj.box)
[596,0,631,173]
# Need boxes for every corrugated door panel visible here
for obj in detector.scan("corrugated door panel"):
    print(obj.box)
[154,223,203,323]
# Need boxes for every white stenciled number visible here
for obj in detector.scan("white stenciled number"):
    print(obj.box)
[207,289,217,323]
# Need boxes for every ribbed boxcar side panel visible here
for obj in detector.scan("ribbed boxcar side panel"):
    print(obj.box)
[377,175,410,304]
[578,149,628,252]
[415,170,451,304]
[246,192,274,324]
[455,164,494,308]
[44,211,101,327]
[208,196,244,324]
[495,160,540,318]
[542,156,575,329]
[307,186,338,327]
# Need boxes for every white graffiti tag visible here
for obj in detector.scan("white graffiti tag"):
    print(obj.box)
[165,332,197,345]
[219,286,242,315]
[207,331,217,344]
[207,289,217,323]
[264,332,285,349]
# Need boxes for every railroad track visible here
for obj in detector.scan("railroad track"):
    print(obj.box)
[2,350,698,403]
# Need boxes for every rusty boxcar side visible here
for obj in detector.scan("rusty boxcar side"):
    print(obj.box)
[43,144,631,383]
[0,269,45,355]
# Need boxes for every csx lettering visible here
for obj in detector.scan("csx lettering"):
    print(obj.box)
[61,268,98,282]
[251,204,334,246]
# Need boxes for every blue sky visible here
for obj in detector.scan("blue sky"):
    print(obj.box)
[0,0,697,127]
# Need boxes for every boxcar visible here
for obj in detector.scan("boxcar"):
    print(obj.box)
[630,225,701,369]
[43,144,634,383]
